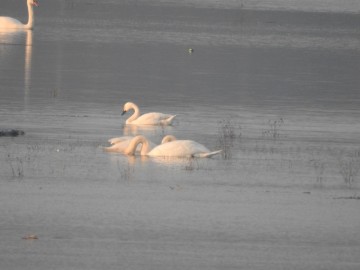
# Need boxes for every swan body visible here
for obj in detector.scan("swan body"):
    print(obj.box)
[0,0,39,30]
[104,135,176,153]
[108,136,137,146]
[148,140,222,158]
[124,135,222,158]
[122,102,176,125]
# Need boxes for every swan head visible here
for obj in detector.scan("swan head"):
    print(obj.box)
[121,102,136,115]
[161,135,177,144]
[29,0,39,7]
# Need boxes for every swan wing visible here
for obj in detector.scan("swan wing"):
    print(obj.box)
[132,112,176,125]
[147,140,217,157]
[108,136,133,145]
[147,141,187,157]
[104,140,130,152]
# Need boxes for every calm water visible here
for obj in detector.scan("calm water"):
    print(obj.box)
[1,1,360,269]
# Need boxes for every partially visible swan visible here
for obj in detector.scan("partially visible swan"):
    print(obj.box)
[0,0,39,30]
[108,136,137,146]
[104,135,176,153]
[124,135,222,158]
[122,102,176,125]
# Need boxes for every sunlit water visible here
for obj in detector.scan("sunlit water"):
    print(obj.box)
[1,1,360,269]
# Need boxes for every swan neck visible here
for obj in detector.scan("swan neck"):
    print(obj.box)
[25,2,34,29]
[126,103,140,124]
[125,135,150,155]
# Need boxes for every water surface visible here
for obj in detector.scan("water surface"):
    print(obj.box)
[1,1,360,269]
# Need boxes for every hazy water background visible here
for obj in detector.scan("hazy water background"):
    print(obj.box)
[1,1,360,269]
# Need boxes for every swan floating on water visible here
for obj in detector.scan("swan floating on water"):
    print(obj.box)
[124,135,222,158]
[104,135,176,153]
[0,0,39,30]
[121,102,176,126]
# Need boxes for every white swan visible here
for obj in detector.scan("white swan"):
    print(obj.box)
[122,102,176,125]
[108,136,138,146]
[124,135,222,158]
[104,135,176,153]
[0,0,39,30]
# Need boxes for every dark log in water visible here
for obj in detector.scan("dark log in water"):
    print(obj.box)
[0,129,25,137]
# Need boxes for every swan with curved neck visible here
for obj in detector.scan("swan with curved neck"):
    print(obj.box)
[0,0,39,30]
[123,135,152,156]
[124,135,222,158]
[121,102,176,125]
[105,135,176,153]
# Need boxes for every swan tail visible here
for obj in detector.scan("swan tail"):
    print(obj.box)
[108,138,121,145]
[162,115,177,125]
[195,150,222,158]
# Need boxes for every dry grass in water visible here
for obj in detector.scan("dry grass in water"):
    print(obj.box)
[216,119,241,159]
[309,158,326,185]
[117,159,134,181]
[338,156,360,188]
[184,157,200,171]
[6,154,24,179]
[262,118,284,140]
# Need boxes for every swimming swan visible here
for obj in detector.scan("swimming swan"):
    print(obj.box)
[121,102,176,125]
[0,0,39,30]
[124,135,222,158]
[104,135,176,153]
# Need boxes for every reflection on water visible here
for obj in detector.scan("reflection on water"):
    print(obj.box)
[108,153,138,166]
[0,29,27,59]
[0,29,33,105]
[123,124,174,138]
[150,156,197,166]
[54,42,63,98]
[24,30,33,100]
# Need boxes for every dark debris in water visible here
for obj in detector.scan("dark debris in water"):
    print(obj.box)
[0,129,25,137]
[333,196,360,200]
[22,234,38,240]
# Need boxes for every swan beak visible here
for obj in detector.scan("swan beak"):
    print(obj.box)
[121,110,127,116]
[32,0,39,7]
